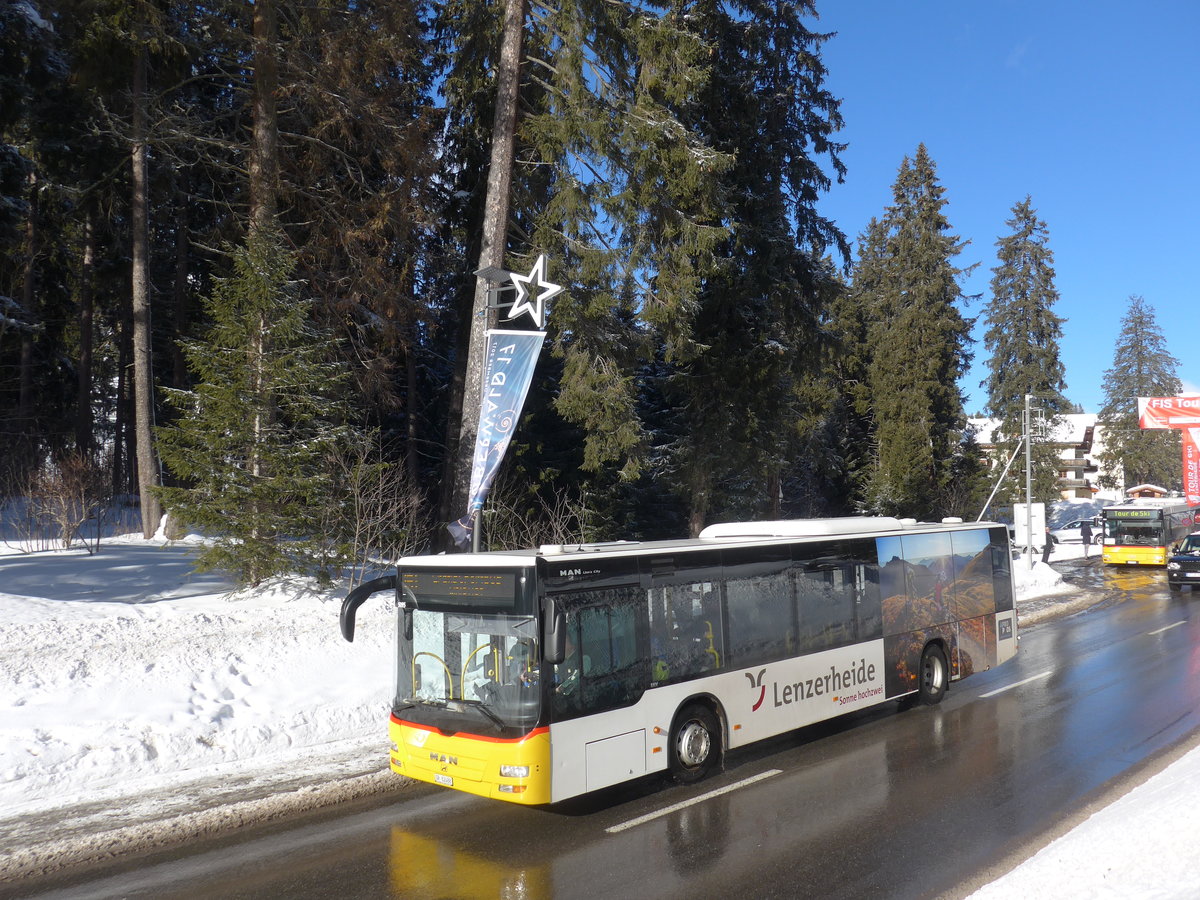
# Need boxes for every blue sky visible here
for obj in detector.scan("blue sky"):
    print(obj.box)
[813,1,1199,414]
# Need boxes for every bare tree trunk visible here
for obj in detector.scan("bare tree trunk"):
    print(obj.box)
[131,43,162,537]
[766,468,781,519]
[245,0,279,564]
[112,309,131,498]
[248,0,278,235]
[447,0,526,525]
[16,170,39,478]
[76,207,96,455]
[688,463,709,538]
[406,333,419,484]
[171,188,189,390]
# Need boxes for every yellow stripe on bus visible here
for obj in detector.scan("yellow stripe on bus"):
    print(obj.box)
[389,717,553,805]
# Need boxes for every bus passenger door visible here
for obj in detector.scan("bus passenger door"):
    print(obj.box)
[549,590,651,796]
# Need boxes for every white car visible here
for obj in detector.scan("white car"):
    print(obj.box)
[1050,519,1101,544]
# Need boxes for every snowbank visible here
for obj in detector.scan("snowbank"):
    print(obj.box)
[0,537,395,819]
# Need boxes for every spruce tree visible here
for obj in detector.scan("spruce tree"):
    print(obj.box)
[660,0,847,533]
[157,227,353,584]
[1097,295,1182,491]
[830,216,888,512]
[858,145,973,519]
[982,196,1068,505]
[430,0,738,539]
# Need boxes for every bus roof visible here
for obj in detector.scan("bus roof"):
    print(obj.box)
[397,517,1004,569]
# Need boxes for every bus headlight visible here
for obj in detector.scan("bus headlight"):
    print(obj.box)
[500,764,530,778]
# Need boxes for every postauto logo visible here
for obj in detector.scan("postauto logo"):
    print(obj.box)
[746,659,879,712]
[745,669,768,711]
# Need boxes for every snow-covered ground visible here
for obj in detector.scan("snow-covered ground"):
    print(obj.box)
[1,515,1196,896]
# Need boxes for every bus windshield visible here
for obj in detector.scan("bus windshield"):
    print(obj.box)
[1105,518,1164,546]
[397,607,541,736]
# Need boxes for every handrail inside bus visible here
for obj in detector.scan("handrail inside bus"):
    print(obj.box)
[414,651,452,699]
[463,643,498,691]
[340,574,398,642]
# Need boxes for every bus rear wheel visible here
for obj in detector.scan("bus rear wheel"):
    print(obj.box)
[916,644,948,706]
[669,703,721,784]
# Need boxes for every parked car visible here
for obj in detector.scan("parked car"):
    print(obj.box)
[1167,531,1200,591]
[1050,518,1101,544]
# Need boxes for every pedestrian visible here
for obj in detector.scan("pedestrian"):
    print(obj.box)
[1041,526,1052,564]
[1080,519,1093,558]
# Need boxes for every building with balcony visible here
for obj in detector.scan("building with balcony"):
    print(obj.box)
[967,414,1123,503]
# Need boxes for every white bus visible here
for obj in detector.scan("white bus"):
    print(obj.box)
[340,516,1018,805]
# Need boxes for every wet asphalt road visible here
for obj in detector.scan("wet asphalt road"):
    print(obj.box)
[19,558,1200,900]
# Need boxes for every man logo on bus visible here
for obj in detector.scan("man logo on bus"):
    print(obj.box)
[746,669,767,711]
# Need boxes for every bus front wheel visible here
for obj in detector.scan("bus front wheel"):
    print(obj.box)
[916,644,948,706]
[669,703,721,784]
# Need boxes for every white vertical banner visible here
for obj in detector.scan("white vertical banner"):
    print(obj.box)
[447,330,545,549]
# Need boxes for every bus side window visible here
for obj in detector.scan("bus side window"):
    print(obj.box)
[726,573,795,666]
[796,563,856,652]
[854,563,883,640]
[649,583,724,682]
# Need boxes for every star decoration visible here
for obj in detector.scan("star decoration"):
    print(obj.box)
[505,255,562,330]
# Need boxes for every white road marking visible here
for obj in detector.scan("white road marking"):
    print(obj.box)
[979,670,1053,698]
[605,769,783,834]
[1149,621,1186,635]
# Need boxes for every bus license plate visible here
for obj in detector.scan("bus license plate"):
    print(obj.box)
[434,773,454,787]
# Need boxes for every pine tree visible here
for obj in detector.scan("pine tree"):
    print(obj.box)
[157,227,354,584]
[829,216,888,512]
[1097,295,1182,491]
[982,196,1068,506]
[660,0,847,533]
[430,0,737,539]
[857,145,973,519]
[520,0,734,481]
[0,0,76,486]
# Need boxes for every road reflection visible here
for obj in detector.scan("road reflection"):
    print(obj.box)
[389,828,551,899]
[384,737,895,899]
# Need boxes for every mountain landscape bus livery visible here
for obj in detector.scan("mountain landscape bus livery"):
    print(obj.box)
[1100,498,1200,566]
[340,516,1018,805]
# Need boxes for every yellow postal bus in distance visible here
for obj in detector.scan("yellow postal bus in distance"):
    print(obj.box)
[340,516,1019,805]
[1101,497,1199,566]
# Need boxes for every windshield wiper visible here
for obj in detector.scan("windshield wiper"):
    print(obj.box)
[467,699,506,730]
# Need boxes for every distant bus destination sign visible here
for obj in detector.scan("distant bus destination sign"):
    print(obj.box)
[1108,509,1159,519]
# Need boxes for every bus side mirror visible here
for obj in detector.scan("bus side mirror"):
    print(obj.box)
[544,598,565,664]
[340,574,398,642]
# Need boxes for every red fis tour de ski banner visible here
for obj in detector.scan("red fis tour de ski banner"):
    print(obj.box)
[1138,396,1200,505]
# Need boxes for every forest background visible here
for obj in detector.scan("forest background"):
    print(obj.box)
[0,0,1187,585]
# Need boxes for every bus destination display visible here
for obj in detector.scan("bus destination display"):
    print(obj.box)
[402,571,516,607]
